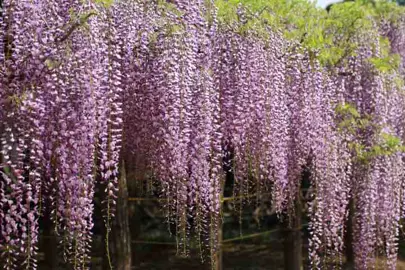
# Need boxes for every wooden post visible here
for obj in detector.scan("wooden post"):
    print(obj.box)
[344,198,355,270]
[128,197,140,267]
[42,212,59,270]
[213,171,227,270]
[214,218,223,270]
[111,160,132,270]
[283,196,302,270]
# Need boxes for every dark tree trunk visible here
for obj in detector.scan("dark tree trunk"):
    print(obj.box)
[214,218,223,270]
[128,198,140,266]
[283,197,302,270]
[344,198,355,269]
[42,213,59,270]
[110,160,132,270]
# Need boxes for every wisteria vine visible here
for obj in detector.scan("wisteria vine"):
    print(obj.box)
[1,0,405,269]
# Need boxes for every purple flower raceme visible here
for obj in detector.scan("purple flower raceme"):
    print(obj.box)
[0,0,124,268]
[119,0,223,259]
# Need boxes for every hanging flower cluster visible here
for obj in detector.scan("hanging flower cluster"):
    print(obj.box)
[347,33,405,269]
[1,0,405,269]
[306,16,405,270]
[212,21,290,213]
[210,5,352,267]
[118,0,223,260]
[0,0,123,268]
[211,2,405,269]
[286,53,351,268]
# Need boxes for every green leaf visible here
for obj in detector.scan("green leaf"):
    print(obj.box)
[94,0,114,8]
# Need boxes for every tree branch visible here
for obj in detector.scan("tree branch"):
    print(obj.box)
[56,11,97,44]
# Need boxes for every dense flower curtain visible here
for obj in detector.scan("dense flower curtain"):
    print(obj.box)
[1,0,405,269]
